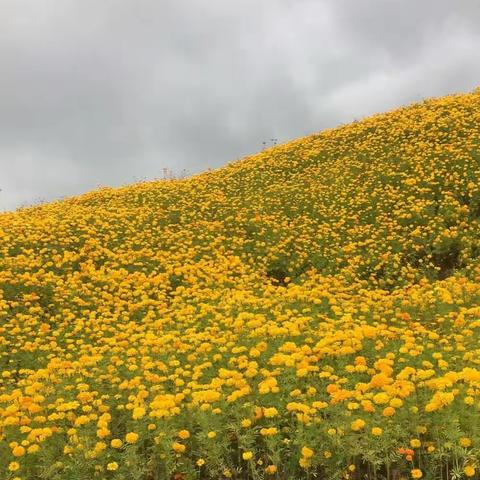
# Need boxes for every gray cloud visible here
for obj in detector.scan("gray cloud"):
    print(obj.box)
[1,0,480,211]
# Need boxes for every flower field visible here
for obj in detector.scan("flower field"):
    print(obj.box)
[1,89,480,479]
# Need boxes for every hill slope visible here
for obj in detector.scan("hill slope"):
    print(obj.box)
[1,89,480,479]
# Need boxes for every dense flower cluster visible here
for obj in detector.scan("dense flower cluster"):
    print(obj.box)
[1,89,480,479]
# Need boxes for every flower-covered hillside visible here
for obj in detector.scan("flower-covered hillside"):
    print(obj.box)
[1,89,480,479]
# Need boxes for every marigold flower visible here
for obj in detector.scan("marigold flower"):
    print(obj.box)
[460,437,472,448]
[410,439,421,448]
[411,469,423,479]
[260,427,278,436]
[8,462,20,472]
[373,392,389,404]
[301,446,314,458]
[241,419,252,428]
[351,419,366,431]
[111,438,123,448]
[265,465,277,474]
[464,465,475,477]
[125,432,139,444]
[172,442,186,453]
[27,444,40,454]
[132,406,146,419]
[299,457,311,469]
[263,407,279,418]
[242,451,253,461]
[12,446,25,457]
[390,398,403,408]
[382,406,396,417]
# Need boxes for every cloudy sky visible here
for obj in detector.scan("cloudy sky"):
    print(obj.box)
[1,0,479,211]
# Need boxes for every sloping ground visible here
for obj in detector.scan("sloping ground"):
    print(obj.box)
[1,89,480,479]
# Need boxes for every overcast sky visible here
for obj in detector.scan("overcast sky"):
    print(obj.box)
[1,0,480,211]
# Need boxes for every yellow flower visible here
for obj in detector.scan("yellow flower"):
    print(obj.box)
[382,407,396,417]
[464,465,475,477]
[410,439,421,448]
[178,429,190,440]
[111,438,123,448]
[241,419,252,428]
[242,451,253,461]
[97,427,110,438]
[373,392,389,404]
[172,442,186,453]
[196,458,205,466]
[460,437,472,448]
[28,443,40,454]
[411,469,423,479]
[8,462,20,472]
[299,457,311,469]
[132,406,146,419]
[371,427,383,436]
[263,407,279,418]
[12,445,26,457]
[351,419,366,431]
[207,431,216,439]
[301,446,314,458]
[107,462,118,471]
[265,465,277,474]
[390,398,403,408]
[260,427,278,436]
[125,432,139,444]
